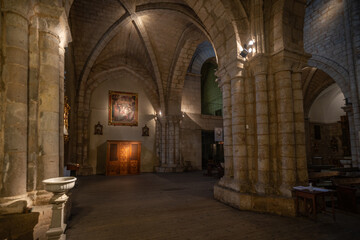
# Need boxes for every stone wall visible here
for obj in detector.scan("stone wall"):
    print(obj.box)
[304,0,360,167]
[88,70,156,174]
[309,122,345,166]
[179,72,223,170]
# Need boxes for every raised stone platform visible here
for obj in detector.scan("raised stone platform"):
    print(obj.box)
[214,184,296,217]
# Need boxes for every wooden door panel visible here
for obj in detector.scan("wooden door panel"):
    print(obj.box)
[106,141,141,176]
[119,143,129,175]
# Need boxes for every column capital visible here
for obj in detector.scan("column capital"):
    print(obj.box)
[32,2,72,48]
[270,49,311,74]
[216,60,245,87]
[248,54,269,76]
[1,0,30,20]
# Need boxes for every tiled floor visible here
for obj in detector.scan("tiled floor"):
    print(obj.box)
[66,172,360,240]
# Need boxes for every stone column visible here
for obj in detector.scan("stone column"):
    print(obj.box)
[342,104,357,167]
[267,73,279,193]
[274,69,296,197]
[245,74,256,188]
[231,75,248,191]
[292,71,308,185]
[59,47,65,176]
[0,0,29,198]
[38,31,60,180]
[250,56,270,194]
[155,118,161,163]
[304,117,311,165]
[174,118,180,165]
[160,117,167,165]
[28,13,40,192]
[219,75,233,179]
[168,118,175,166]
[35,3,72,182]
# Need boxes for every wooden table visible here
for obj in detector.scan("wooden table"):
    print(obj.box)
[293,186,336,221]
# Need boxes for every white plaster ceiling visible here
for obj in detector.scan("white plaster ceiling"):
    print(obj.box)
[308,83,346,123]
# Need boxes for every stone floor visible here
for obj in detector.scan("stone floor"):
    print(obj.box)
[66,172,360,240]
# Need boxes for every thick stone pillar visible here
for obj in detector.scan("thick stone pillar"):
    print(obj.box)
[0,1,29,199]
[215,51,309,216]
[155,115,184,172]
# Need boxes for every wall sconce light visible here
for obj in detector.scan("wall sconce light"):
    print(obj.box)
[182,111,185,118]
[154,111,162,121]
[239,40,255,58]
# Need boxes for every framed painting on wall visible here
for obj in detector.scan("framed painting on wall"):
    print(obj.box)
[108,91,138,126]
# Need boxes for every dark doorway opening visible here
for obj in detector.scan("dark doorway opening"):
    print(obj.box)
[201,131,224,170]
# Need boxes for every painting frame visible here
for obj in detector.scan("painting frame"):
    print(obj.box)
[108,91,138,126]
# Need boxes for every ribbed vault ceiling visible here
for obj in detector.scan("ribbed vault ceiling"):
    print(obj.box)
[69,0,208,111]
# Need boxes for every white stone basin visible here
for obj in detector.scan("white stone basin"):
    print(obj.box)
[43,177,77,193]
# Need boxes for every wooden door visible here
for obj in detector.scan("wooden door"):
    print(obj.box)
[106,141,141,176]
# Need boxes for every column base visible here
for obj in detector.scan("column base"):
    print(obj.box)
[78,165,93,175]
[0,194,28,215]
[214,184,296,217]
[155,165,184,173]
[46,226,66,240]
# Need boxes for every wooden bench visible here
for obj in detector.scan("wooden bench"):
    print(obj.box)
[332,177,360,213]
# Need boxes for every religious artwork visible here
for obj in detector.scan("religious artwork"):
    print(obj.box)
[109,91,138,126]
[94,122,103,135]
[214,127,223,142]
[142,124,149,136]
[64,96,70,142]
